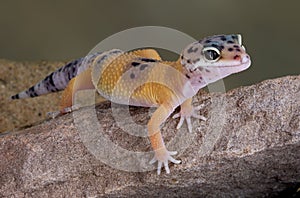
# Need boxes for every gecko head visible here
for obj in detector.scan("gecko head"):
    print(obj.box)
[180,34,251,82]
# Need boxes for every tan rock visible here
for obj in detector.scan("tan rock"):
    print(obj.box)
[0,74,299,197]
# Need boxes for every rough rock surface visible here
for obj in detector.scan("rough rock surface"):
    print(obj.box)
[0,75,299,197]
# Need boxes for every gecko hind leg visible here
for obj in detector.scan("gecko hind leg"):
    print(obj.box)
[47,68,106,118]
[59,68,106,113]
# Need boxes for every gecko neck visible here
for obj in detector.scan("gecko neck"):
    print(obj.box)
[166,60,207,99]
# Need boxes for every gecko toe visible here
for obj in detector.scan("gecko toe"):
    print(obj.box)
[172,113,180,119]
[176,117,185,129]
[164,162,170,174]
[149,157,157,165]
[157,162,162,175]
[169,151,178,155]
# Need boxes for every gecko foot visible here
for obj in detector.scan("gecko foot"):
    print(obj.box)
[172,104,207,133]
[47,105,81,119]
[46,111,61,119]
[149,149,181,175]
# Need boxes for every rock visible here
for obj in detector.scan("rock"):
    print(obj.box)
[0,75,299,197]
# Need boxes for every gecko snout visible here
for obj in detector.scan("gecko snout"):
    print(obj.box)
[241,54,250,64]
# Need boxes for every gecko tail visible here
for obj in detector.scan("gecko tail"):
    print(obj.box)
[11,90,32,99]
[10,53,100,100]
[10,71,67,100]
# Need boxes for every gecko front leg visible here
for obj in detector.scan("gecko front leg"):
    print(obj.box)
[172,98,207,133]
[148,102,181,175]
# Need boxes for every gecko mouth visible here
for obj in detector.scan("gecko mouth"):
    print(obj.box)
[215,59,251,68]
[188,59,251,73]
[201,59,251,70]
[207,54,251,69]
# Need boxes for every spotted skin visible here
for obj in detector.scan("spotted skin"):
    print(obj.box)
[10,50,126,100]
[11,34,251,175]
[11,52,102,99]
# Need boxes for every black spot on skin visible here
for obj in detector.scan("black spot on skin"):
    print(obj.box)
[63,63,72,72]
[48,73,55,87]
[205,39,211,43]
[131,62,140,67]
[44,73,59,92]
[220,45,225,50]
[212,44,218,48]
[205,69,210,73]
[235,48,241,52]
[140,64,148,70]
[187,46,198,53]
[199,76,203,80]
[11,94,19,99]
[227,40,234,44]
[72,64,77,74]
[220,36,227,41]
[28,87,38,97]
[233,45,239,48]
[228,48,234,52]
[185,74,190,79]
[232,35,238,40]
[233,55,240,60]
[140,58,157,62]
[181,55,184,59]
[130,73,135,79]
[198,67,203,71]
[187,59,191,64]
[98,55,107,63]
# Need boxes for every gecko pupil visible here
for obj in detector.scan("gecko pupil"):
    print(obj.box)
[204,49,220,61]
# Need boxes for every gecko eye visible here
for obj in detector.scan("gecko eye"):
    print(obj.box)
[202,47,220,62]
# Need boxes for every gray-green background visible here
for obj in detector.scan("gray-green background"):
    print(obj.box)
[0,0,299,89]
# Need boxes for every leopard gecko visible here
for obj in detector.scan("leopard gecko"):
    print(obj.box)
[11,34,251,175]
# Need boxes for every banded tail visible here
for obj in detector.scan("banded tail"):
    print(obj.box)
[10,52,102,100]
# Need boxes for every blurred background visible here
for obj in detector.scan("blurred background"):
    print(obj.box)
[0,0,299,87]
